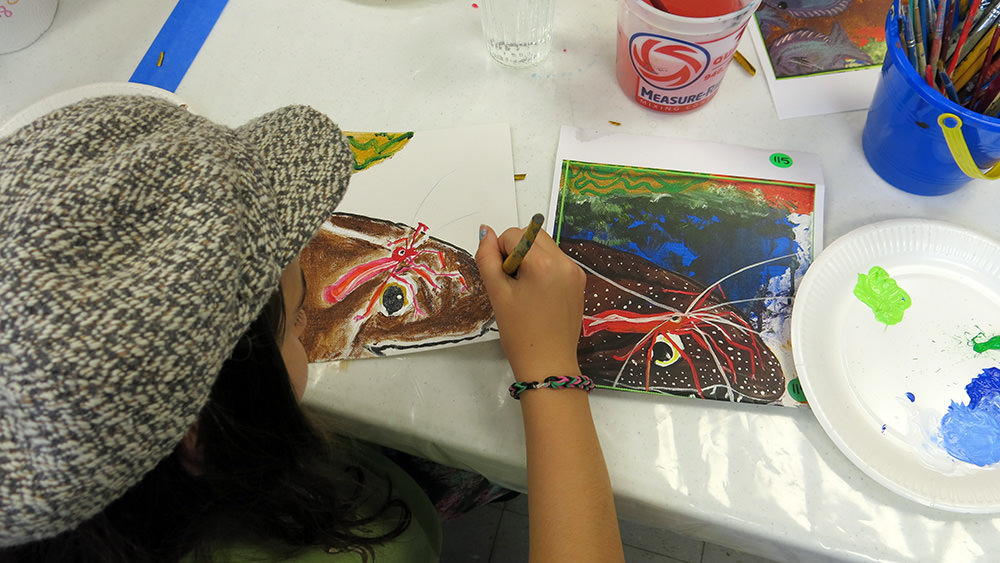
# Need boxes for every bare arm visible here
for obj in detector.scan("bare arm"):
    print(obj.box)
[476,225,624,563]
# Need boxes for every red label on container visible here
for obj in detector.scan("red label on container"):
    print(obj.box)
[629,33,710,91]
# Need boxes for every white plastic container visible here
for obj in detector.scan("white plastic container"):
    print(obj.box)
[615,0,760,113]
[0,0,58,54]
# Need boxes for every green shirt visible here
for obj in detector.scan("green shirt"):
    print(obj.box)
[184,449,442,562]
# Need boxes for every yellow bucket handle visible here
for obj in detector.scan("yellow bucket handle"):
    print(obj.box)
[938,113,1000,180]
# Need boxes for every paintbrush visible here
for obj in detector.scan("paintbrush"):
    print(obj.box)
[982,81,1000,114]
[957,0,1000,61]
[948,0,985,76]
[903,2,918,66]
[971,56,1000,111]
[969,23,1000,108]
[951,26,995,89]
[502,213,545,276]
[915,0,928,74]
[942,0,958,61]
[938,61,962,101]
[928,0,949,83]
[980,69,1000,113]
[973,71,1000,111]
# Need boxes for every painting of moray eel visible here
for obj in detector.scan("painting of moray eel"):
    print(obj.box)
[300,212,494,360]
[769,22,873,77]
[761,0,852,19]
[561,239,786,404]
[754,0,887,78]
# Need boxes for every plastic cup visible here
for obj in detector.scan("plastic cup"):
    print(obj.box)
[0,0,59,54]
[616,0,761,113]
[479,0,555,68]
[862,5,1000,196]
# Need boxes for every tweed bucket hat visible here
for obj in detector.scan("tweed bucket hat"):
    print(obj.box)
[0,95,352,545]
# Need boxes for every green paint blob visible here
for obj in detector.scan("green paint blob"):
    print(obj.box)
[972,333,1000,353]
[853,266,911,325]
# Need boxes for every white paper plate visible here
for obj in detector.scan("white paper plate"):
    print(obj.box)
[792,219,1000,512]
[0,82,189,137]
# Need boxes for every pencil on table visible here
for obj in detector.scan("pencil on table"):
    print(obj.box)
[502,213,545,276]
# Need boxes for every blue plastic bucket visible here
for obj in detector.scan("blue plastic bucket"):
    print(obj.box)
[862,4,1000,196]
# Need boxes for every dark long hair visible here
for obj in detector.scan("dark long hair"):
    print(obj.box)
[1,291,411,562]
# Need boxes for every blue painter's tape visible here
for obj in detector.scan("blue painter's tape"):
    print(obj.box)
[129,0,229,93]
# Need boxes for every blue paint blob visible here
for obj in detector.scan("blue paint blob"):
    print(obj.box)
[881,424,887,434]
[906,392,915,402]
[939,367,1000,467]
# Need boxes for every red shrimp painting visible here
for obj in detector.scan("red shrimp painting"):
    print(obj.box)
[565,240,787,403]
[300,213,493,361]
[554,158,819,405]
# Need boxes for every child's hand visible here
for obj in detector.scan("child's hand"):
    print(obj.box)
[475,224,586,382]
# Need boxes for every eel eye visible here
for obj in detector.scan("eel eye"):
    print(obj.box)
[651,334,680,367]
[380,283,410,316]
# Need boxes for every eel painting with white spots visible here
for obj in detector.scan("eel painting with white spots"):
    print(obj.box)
[563,239,786,404]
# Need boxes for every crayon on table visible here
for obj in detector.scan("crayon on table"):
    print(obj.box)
[733,50,756,76]
[502,213,545,275]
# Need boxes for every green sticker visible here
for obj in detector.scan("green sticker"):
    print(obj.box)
[787,378,807,402]
[769,153,793,168]
[853,266,911,325]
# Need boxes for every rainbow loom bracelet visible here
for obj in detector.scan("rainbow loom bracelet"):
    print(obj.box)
[508,375,596,400]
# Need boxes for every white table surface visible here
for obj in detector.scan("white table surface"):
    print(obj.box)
[4,1,999,561]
